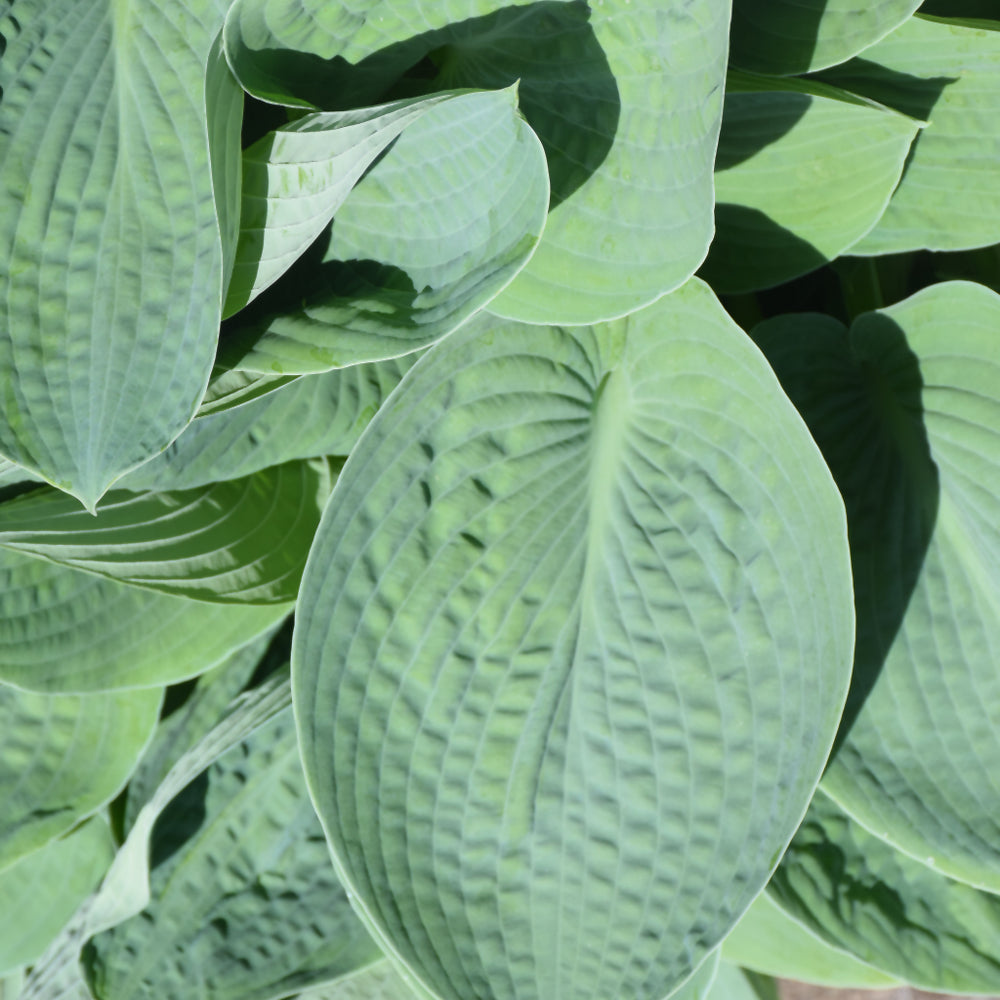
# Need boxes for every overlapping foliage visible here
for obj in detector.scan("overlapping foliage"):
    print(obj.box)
[1,1,999,999]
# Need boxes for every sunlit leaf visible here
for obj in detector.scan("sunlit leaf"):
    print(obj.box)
[820,15,1000,254]
[0,684,160,871]
[0,461,332,604]
[293,279,854,1000]
[0,0,231,508]
[224,0,730,324]
[753,281,1000,891]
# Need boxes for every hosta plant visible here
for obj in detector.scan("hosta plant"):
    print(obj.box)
[1,1,999,999]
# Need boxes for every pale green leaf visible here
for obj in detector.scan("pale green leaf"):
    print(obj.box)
[223,92,467,317]
[19,676,292,1000]
[729,0,922,75]
[293,279,854,1000]
[197,368,301,416]
[224,0,729,325]
[120,627,283,833]
[819,15,1000,254]
[0,546,289,693]
[667,952,719,1000]
[771,790,1000,993]
[120,358,415,492]
[0,460,332,604]
[293,962,421,1000]
[206,31,245,302]
[0,684,161,872]
[0,817,114,976]
[0,459,45,492]
[701,75,918,294]
[752,282,1000,892]
[0,969,24,1000]
[220,86,548,372]
[705,963,776,1000]
[0,0,230,509]
[722,890,899,988]
[84,707,381,1000]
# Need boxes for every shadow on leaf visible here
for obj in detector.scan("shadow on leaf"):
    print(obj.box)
[751,310,939,756]
[241,1,619,211]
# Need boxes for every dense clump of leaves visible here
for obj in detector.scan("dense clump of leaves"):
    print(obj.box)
[1,2,999,999]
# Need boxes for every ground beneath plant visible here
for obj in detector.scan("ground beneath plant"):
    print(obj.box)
[779,984,998,1000]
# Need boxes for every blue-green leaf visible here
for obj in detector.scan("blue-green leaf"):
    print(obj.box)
[752,281,1000,892]
[0,0,231,508]
[819,15,1000,254]
[224,0,730,325]
[293,279,854,1000]
[0,684,160,871]
[0,461,332,604]
[84,708,381,1000]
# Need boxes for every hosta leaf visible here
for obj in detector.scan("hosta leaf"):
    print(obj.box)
[0,459,44,492]
[120,358,416,492]
[0,817,114,976]
[206,32,245,301]
[818,15,1000,254]
[120,627,281,832]
[0,970,24,1000]
[668,952,719,1000]
[752,282,1000,891]
[0,546,288,693]
[0,460,332,604]
[224,0,729,325]
[198,368,300,416]
[0,0,230,510]
[220,86,547,373]
[722,890,899,988]
[729,0,922,75]
[294,962,420,1000]
[223,91,465,316]
[19,676,292,1000]
[84,707,382,1000]
[704,963,776,1000]
[293,279,854,1000]
[700,75,918,294]
[0,684,160,872]
[771,790,1000,993]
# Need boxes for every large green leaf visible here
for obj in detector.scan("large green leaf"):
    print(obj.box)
[84,707,382,1000]
[0,459,44,492]
[667,953,719,1000]
[771,790,1000,993]
[293,279,854,1000]
[0,817,113,976]
[120,627,282,832]
[700,74,918,294]
[818,15,1000,254]
[220,86,547,372]
[0,684,160,872]
[0,0,230,510]
[752,281,1000,891]
[206,31,245,302]
[19,676,293,1000]
[223,91,473,317]
[0,460,332,604]
[293,962,420,1000]
[722,890,899,988]
[729,0,922,75]
[196,368,300,416]
[704,963,776,1000]
[120,358,416,492]
[224,0,730,325]
[0,546,288,693]
[0,970,23,1000]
